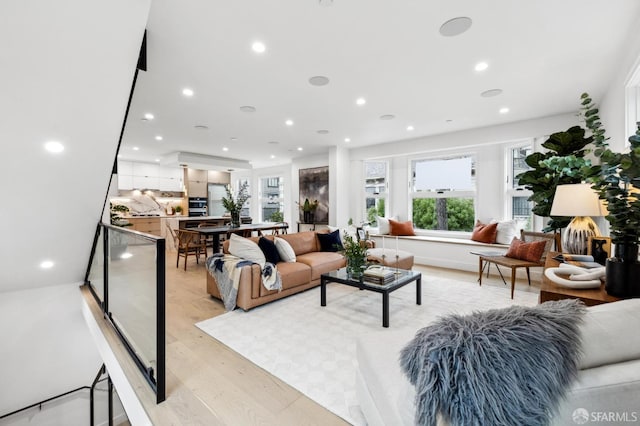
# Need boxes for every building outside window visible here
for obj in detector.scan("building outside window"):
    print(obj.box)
[364,161,387,226]
[410,156,476,232]
[260,176,284,222]
[506,145,533,230]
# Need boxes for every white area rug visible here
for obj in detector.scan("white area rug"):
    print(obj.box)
[196,276,539,425]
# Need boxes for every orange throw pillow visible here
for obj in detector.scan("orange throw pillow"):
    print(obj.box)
[389,219,416,236]
[470,221,498,244]
[505,238,546,262]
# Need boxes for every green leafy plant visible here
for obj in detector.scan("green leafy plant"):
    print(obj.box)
[297,198,319,212]
[517,123,600,232]
[592,122,640,245]
[269,210,284,222]
[341,232,368,275]
[222,182,250,215]
[174,205,183,214]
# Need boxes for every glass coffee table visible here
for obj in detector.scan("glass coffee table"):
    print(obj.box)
[320,267,422,327]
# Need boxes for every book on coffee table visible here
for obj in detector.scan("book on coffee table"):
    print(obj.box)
[363,266,396,285]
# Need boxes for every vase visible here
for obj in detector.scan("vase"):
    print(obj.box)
[230,211,241,228]
[347,256,366,279]
[605,242,640,298]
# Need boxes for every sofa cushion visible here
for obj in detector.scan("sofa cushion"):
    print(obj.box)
[274,237,296,262]
[493,219,521,245]
[296,252,346,281]
[258,237,281,264]
[317,229,343,252]
[280,231,320,255]
[228,234,266,268]
[579,299,640,369]
[272,261,312,292]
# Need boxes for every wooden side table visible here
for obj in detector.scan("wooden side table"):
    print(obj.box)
[539,252,621,306]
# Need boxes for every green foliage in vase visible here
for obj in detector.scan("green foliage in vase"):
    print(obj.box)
[341,233,368,271]
[222,182,250,216]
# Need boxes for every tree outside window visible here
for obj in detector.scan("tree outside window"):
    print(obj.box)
[364,161,387,226]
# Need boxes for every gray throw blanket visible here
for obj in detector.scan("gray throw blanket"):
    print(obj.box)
[399,299,586,426]
[206,254,282,311]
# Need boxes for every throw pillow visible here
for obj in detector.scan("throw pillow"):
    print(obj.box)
[317,229,343,252]
[228,233,266,268]
[389,219,416,236]
[274,237,296,262]
[505,237,546,262]
[471,221,498,244]
[376,216,396,235]
[258,237,281,265]
[493,219,521,245]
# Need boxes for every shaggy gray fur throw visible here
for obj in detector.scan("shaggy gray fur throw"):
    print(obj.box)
[399,299,586,426]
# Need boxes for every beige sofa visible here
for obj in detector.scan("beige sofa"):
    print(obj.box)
[206,230,346,311]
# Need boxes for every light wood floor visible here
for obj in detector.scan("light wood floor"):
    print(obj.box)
[152,251,541,425]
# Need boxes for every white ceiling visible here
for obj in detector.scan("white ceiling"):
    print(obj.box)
[120,0,640,169]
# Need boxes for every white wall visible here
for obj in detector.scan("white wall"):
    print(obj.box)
[0,284,101,415]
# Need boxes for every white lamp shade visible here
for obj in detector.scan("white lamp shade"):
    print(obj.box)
[550,183,608,217]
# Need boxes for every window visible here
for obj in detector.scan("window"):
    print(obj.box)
[506,145,533,230]
[259,176,283,222]
[364,161,387,226]
[410,156,475,232]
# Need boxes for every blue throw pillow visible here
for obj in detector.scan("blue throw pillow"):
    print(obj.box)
[317,229,343,252]
[258,237,281,264]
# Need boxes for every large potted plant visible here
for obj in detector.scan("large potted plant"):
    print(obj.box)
[222,182,250,227]
[592,122,640,297]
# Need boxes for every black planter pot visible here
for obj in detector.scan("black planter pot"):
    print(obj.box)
[605,243,640,298]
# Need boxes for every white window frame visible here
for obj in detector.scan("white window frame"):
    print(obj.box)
[625,59,640,147]
[258,175,284,222]
[504,142,534,229]
[409,154,476,236]
[363,160,389,226]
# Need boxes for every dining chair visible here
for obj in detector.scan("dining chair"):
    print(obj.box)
[176,229,208,270]
[478,230,561,299]
[198,222,220,250]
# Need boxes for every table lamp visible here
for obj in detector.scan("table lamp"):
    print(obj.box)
[550,183,608,254]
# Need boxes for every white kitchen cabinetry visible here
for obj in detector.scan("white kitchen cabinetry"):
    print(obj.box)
[117,160,183,192]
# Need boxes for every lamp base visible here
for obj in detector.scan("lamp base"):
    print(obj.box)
[562,216,601,255]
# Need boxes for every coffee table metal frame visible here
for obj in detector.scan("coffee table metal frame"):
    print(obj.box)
[320,267,422,327]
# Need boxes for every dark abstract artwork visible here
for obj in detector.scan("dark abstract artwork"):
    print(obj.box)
[299,166,329,223]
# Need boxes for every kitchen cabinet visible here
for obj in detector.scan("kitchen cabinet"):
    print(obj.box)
[187,168,208,197]
[117,160,184,192]
[126,217,161,236]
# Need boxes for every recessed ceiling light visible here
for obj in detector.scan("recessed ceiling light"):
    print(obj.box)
[297,147,303,151]
[155,158,160,162]
[44,140,64,153]
[270,154,276,159]
[240,105,256,113]
[285,119,294,126]
[40,260,54,269]
[439,17,473,37]
[222,147,229,151]
[499,107,510,114]
[481,89,503,98]
[380,114,395,120]
[155,135,163,141]
[356,97,366,106]
[474,62,488,72]
[182,88,194,97]
[133,146,139,151]
[317,130,329,134]
[344,138,351,143]
[144,113,154,120]
[406,125,415,131]
[252,41,266,53]
[309,76,330,86]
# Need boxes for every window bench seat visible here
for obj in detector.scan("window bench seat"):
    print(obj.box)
[367,234,540,281]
